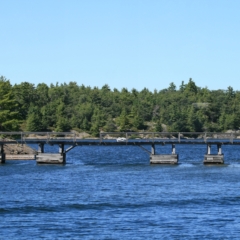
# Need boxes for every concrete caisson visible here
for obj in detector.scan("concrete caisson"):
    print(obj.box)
[36,153,66,164]
[203,144,224,164]
[35,143,66,164]
[203,154,224,164]
[150,143,178,164]
[150,154,178,164]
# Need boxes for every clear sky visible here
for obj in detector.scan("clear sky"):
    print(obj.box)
[1,0,240,91]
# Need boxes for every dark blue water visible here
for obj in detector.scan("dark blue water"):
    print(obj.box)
[1,144,240,239]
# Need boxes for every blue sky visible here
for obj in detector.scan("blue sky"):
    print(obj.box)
[1,0,240,91]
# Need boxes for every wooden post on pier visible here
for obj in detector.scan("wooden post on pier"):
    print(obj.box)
[172,144,176,154]
[38,143,44,153]
[59,143,66,163]
[207,144,211,154]
[0,144,5,163]
[217,144,222,155]
[151,144,155,155]
[59,143,64,154]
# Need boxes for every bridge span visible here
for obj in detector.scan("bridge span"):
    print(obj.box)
[1,131,240,164]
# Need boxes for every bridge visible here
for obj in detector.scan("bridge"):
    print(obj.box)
[1,131,240,164]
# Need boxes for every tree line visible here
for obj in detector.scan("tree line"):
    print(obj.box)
[0,76,240,136]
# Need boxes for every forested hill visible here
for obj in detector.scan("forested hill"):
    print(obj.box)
[0,76,239,136]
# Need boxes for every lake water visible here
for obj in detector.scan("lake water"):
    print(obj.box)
[1,144,240,239]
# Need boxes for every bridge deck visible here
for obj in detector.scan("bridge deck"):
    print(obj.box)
[1,131,240,146]
[1,139,240,145]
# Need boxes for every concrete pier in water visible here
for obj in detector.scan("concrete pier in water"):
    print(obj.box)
[204,144,224,164]
[36,143,66,164]
[150,144,178,164]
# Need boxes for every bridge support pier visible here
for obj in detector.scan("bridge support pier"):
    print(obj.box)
[204,144,224,164]
[0,144,5,163]
[150,144,178,164]
[36,143,66,164]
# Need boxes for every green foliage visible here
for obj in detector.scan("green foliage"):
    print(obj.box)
[103,117,116,132]
[26,105,44,131]
[55,117,70,132]
[13,82,36,120]
[117,108,131,132]
[1,75,240,134]
[168,82,176,92]
[0,76,20,131]
[155,120,163,132]
[54,101,70,132]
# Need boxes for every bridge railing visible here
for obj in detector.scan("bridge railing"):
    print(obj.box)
[100,132,240,143]
[1,131,240,144]
[0,132,77,143]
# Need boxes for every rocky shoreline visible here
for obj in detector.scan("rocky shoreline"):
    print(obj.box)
[3,143,36,155]
[3,144,36,160]
[0,141,37,160]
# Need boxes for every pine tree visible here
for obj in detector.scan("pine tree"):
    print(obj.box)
[26,105,43,131]
[0,76,20,131]
[155,120,163,132]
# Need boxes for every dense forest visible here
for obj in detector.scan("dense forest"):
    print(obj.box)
[0,76,240,136]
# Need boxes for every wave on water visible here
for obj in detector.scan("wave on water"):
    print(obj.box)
[178,163,195,168]
[3,194,240,215]
[227,164,240,168]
